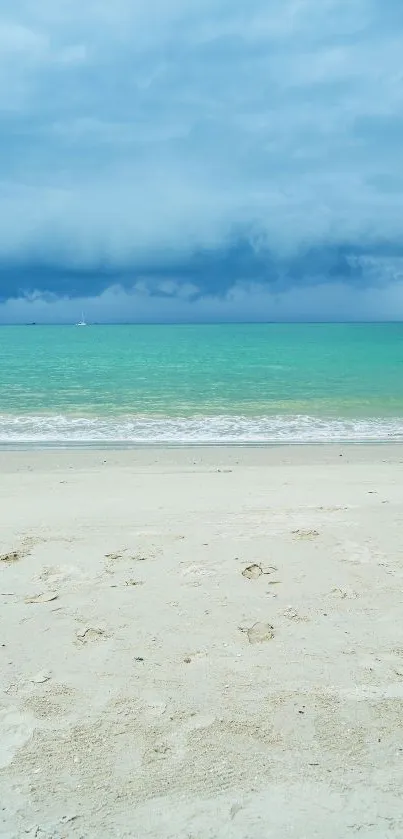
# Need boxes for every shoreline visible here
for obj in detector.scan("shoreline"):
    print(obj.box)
[1,410,403,449]
[1,439,402,453]
[0,438,402,451]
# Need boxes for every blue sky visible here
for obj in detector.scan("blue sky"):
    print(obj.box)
[1,0,403,322]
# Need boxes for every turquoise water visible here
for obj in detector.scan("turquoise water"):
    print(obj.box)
[1,323,403,442]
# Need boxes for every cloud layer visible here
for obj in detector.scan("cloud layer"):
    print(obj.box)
[1,0,403,320]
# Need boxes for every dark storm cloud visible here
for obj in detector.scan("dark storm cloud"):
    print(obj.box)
[1,0,403,319]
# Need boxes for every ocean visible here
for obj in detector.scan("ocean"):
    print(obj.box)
[1,323,403,444]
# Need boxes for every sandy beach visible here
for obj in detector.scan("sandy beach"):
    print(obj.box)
[1,444,403,838]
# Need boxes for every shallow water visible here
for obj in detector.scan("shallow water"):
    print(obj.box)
[1,323,402,443]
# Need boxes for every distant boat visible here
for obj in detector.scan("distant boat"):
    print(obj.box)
[76,312,87,327]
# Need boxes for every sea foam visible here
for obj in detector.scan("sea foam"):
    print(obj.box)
[0,414,402,444]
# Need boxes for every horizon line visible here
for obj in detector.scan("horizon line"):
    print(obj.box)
[1,320,403,327]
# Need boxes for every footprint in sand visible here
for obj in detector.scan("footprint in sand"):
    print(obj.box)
[30,670,52,684]
[75,626,107,644]
[242,564,263,579]
[24,592,59,604]
[239,622,275,644]
[330,587,359,600]
[283,606,309,623]
[1,549,25,564]
[105,551,125,561]
[292,529,319,541]
[1,551,20,564]
[1,536,47,565]
[241,563,277,580]
[105,549,155,563]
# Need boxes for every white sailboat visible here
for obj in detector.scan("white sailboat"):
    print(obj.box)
[76,311,87,327]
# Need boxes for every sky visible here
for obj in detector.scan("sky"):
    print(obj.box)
[1,0,403,322]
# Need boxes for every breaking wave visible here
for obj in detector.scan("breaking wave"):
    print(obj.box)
[0,413,402,444]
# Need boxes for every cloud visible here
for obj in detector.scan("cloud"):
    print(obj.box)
[0,0,402,319]
[4,275,403,324]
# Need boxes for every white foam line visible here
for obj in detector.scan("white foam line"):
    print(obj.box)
[0,414,402,443]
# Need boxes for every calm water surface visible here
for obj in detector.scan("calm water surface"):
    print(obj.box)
[0,323,402,442]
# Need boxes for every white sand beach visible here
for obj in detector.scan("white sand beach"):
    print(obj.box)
[1,445,403,838]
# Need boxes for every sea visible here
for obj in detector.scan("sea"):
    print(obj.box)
[1,323,403,445]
